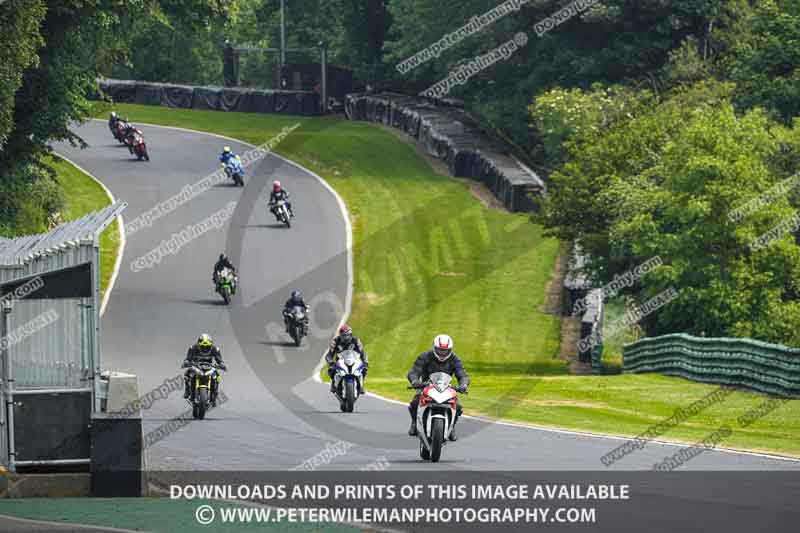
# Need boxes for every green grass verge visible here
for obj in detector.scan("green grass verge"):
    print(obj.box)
[49,155,119,303]
[96,103,800,458]
[0,498,359,532]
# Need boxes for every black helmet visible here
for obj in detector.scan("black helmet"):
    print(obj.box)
[291,290,302,300]
[219,253,226,261]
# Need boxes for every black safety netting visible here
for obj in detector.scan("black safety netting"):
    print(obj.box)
[345,92,544,212]
[96,78,321,116]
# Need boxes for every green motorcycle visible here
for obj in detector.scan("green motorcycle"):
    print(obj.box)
[215,267,237,305]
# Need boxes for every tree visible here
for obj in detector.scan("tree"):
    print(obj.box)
[0,1,224,234]
[726,0,800,122]
[0,1,45,150]
[539,80,800,345]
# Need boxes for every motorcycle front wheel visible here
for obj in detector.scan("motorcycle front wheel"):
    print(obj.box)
[343,379,356,413]
[197,388,209,420]
[291,324,301,346]
[430,417,444,462]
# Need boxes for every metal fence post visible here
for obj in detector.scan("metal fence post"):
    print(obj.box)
[92,245,102,414]
[2,301,15,472]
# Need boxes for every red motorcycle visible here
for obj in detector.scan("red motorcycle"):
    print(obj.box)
[131,131,149,161]
[113,121,128,143]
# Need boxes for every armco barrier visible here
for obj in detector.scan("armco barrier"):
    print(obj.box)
[95,78,321,116]
[345,92,545,212]
[623,333,800,397]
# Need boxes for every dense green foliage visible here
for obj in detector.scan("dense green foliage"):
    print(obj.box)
[532,0,800,345]
[0,0,221,235]
[726,0,800,122]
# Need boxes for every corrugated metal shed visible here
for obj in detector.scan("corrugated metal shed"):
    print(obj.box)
[0,201,125,273]
[1,201,126,470]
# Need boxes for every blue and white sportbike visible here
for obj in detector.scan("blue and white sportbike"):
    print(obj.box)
[222,155,245,187]
[333,349,364,413]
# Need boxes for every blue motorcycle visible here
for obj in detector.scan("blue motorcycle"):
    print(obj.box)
[222,156,245,187]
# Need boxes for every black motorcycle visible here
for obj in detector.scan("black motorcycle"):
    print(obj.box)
[286,305,309,346]
[187,362,222,420]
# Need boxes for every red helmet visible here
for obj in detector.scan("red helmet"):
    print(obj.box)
[338,324,353,342]
[433,334,453,362]
[273,180,282,191]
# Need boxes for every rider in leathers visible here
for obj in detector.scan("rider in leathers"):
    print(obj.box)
[213,253,236,285]
[282,290,309,333]
[182,334,227,405]
[325,325,368,394]
[407,334,469,441]
[269,181,294,218]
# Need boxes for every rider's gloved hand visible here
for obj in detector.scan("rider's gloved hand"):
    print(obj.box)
[219,363,227,371]
[456,384,468,393]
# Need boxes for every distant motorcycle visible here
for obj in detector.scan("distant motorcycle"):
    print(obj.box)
[132,131,149,161]
[286,305,309,346]
[270,199,291,228]
[332,349,365,413]
[112,120,129,143]
[222,156,244,186]
[124,126,143,154]
[410,372,462,462]
[215,267,237,305]
[187,361,222,420]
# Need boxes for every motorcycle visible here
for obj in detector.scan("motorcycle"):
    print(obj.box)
[286,305,309,346]
[215,267,237,305]
[132,132,149,161]
[187,362,222,420]
[222,157,245,186]
[332,349,364,413]
[411,372,462,462]
[270,199,291,228]
[113,121,129,143]
[124,126,143,154]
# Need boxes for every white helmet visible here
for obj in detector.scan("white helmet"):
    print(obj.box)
[111,111,117,118]
[433,334,453,362]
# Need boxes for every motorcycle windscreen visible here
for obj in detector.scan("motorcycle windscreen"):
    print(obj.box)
[340,350,360,367]
[429,372,452,393]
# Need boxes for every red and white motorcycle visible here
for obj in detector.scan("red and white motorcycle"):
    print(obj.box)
[412,372,462,462]
[131,131,149,161]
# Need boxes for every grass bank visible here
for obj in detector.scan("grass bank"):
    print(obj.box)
[96,104,800,458]
[49,155,119,303]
